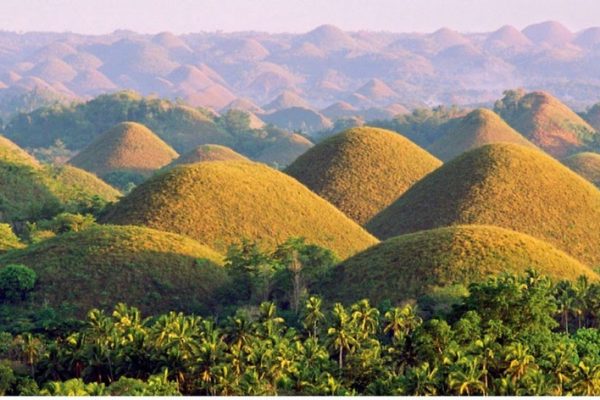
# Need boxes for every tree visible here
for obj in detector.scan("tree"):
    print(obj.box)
[0,362,15,396]
[572,360,600,395]
[0,264,37,302]
[327,303,358,370]
[302,296,325,339]
[383,305,422,344]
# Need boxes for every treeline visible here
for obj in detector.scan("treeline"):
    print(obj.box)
[2,271,600,395]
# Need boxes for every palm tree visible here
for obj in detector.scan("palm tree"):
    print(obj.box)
[555,281,574,334]
[350,299,380,339]
[327,303,358,370]
[572,360,600,395]
[383,305,422,343]
[504,343,536,384]
[17,333,42,378]
[302,296,325,339]
[573,275,590,329]
[447,357,487,395]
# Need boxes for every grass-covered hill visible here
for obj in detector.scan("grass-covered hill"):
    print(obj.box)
[0,225,228,316]
[165,144,248,168]
[321,225,599,306]
[68,121,178,177]
[0,136,119,222]
[5,91,232,152]
[101,161,378,258]
[563,152,600,188]
[427,108,537,161]
[366,143,600,267]
[285,127,442,224]
[256,133,314,167]
[494,90,598,157]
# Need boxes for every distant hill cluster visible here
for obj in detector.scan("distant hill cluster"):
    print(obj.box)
[1,21,600,129]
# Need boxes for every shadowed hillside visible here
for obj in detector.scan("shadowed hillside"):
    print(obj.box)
[563,152,600,188]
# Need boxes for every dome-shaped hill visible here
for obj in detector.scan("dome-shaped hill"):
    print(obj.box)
[322,225,599,306]
[485,25,532,49]
[522,21,574,46]
[286,127,442,224]
[101,161,378,258]
[495,90,598,157]
[166,144,248,168]
[0,225,228,316]
[264,90,311,111]
[256,133,314,166]
[0,135,40,167]
[69,121,179,177]
[45,164,121,204]
[563,152,600,188]
[428,108,537,161]
[366,143,600,266]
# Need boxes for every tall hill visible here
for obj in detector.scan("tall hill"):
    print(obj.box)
[428,108,536,161]
[494,90,598,157]
[322,225,598,306]
[68,121,179,177]
[101,161,378,258]
[0,225,227,316]
[366,143,600,266]
[563,152,600,188]
[285,127,442,224]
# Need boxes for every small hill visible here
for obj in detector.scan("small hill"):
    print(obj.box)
[563,152,600,188]
[485,25,532,49]
[494,90,598,157]
[322,225,599,306]
[522,21,574,46]
[0,225,227,316]
[355,78,399,103]
[101,161,378,259]
[28,57,78,83]
[222,98,265,114]
[286,127,442,224]
[0,135,40,167]
[574,27,600,48]
[261,107,332,133]
[256,133,314,166]
[264,90,312,111]
[45,164,121,204]
[69,121,179,177]
[428,108,536,161]
[301,24,357,52]
[366,143,600,266]
[582,103,600,132]
[321,101,358,119]
[166,144,248,168]
[430,27,470,50]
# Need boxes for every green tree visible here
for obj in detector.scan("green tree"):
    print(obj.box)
[0,264,37,302]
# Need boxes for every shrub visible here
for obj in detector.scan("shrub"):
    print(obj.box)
[0,362,15,396]
[0,264,37,302]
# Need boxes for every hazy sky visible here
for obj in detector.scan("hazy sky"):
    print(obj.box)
[0,0,598,34]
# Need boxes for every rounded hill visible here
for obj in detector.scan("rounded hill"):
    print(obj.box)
[166,144,248,168]
[322,225,598,306]
[0,135,40,167]
[45,164,121,204]
[285,127,442,224]
[366,143,600,266]
[101,161,378,258]
[428,108,536,161]
[257,133,314,167]
[0,225,228,316]
[69,121,179,177]
[563,152,600,188]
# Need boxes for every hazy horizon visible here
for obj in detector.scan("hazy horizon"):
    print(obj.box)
[1,0,599,35]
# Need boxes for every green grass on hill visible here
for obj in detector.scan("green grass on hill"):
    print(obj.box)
[0,225,228,316]
[285,127,442,224]
[563,152,600,188]
[322,225,599,306]
[101,161,378,259]
[366,143,600,267]
[428,108,537,161]
[69,121,179,177]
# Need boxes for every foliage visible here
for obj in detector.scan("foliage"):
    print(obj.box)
[101,160,378,259]
[285,127,441,224]
[0,264,37,302]
[0,224,24,252]
[366,143,600,267]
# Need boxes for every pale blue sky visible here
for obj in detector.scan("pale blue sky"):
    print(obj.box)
[0,0,598,34]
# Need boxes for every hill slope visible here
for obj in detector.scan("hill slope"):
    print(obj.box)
[494,90,598,157]
[286,127,442,224]
[101,161,378,258]
[366,143,600,266]
[322,225,598,306]
[563,152,600,188]
[0,225,227,316]
[166,144,248,168]
[69,121,179,177]
[428,108,536,161]
[256,133,314,167]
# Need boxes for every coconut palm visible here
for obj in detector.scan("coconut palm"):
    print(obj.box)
[327,303,358,370]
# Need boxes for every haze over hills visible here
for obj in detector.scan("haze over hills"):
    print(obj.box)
[2,20,600,117]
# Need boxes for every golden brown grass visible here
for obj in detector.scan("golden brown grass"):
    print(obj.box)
[0,225,228,316]
[257,133,314,166]
[69,121,179,177]
[498,91,597,157]
[563,152,600,188]
[366,143,600,267]
[323,225,599,305]
[166,144,248,168]
[101,161,378,259]
[428,108,537,161]
[285,127,442,224]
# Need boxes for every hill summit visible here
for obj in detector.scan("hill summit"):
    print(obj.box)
[428,108,536,161]
[101,161,378,258]
[366,143,600,266]
[166,144,248,168]
[286,127,441,224]
[69,121,179,177]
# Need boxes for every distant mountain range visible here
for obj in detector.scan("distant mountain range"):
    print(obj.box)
[1,21,600,116]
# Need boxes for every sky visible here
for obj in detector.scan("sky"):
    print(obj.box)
[0,0,598,34]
